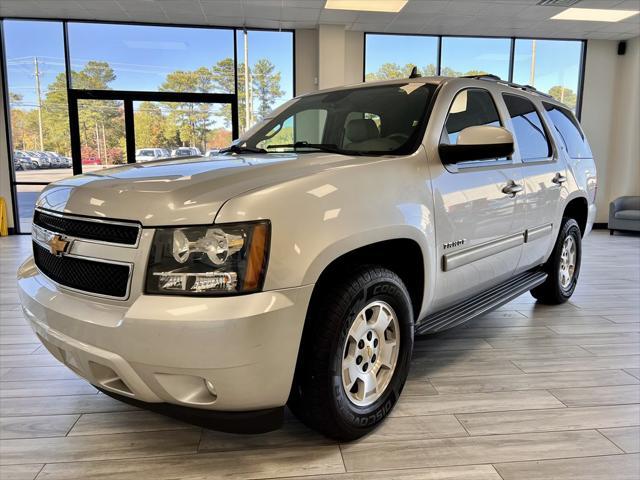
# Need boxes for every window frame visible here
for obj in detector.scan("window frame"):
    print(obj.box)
[501,92,556,165]
[0,17,295,234]
[439,86,514,172]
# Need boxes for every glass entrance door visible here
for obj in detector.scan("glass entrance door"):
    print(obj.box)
[69,91,238,174]
[133,101,233,162]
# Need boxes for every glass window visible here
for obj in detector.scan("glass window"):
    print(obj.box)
[543,102,592,159]
[365,34,439,81]
[67,23,234,93]
[4,20,72,183]
[243,84,436,155]
[236,30,294,135]
[77,99,126,169]
[513,40,582,111]
[133,100,231,161]
[441,37,511,79]
[503,94,551,161]
[443,89,501,145]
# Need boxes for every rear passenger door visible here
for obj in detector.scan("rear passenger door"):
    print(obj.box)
[502,93,567,271]
[429,87,526,310]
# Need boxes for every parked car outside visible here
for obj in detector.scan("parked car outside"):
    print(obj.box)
[13,150,34,170]
[44,151,63,168]
[82,156,101,166]
[18,75,597,440]
[25,151,50,169]
[171,147,201,157]
[135,148,165,162]
[205,149,220,158]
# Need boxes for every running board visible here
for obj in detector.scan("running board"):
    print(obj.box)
[415,270,548,335]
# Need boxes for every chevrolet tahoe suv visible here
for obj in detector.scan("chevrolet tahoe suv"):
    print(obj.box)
[18,75,597,440]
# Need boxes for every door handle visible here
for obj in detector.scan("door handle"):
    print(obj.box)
[502,181,523,197]
[552,172,567,185]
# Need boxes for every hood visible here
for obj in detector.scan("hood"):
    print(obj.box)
[36,153,354,226]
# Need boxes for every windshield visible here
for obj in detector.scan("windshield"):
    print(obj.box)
[240,83,436,156]
[137,150,154,156]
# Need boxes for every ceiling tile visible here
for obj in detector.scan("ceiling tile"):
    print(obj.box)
[280,7,321,21]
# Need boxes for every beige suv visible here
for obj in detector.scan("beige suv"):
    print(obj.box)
[18,75,596,440]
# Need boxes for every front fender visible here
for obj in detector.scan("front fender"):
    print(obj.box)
[214,151,437,318]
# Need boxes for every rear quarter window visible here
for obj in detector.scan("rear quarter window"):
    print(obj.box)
[543,102,592,159]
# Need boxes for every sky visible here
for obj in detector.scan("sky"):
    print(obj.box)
[4,19,294,109]
[365,34,582,95]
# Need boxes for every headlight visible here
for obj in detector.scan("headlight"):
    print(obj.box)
[145,221,270,296]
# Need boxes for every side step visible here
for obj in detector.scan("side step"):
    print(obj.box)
[415,270,547,335]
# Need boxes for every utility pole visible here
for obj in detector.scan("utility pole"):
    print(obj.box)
[34,57,44,151]
[243,28,251,134]
[529,40,537,87]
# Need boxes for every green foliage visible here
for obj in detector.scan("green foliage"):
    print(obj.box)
[251,59,285,121]
[548,85,577,109]
[366,63,491,80]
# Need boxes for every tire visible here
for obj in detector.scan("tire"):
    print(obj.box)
[531,217,582,304]
[288,266,414,440]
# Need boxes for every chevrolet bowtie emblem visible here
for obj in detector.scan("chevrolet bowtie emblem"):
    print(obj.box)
[48,235,70,257]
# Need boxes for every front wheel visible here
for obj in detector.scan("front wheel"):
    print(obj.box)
[531,217,582,304]
[288,266,414,440]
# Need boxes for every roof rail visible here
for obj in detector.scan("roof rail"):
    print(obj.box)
[460,74,553,99]
[462,74,502,81]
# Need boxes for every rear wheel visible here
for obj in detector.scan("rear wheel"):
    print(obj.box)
[531,217,582,304]
[288,266,414,440]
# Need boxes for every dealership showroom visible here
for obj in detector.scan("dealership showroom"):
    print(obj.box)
[0,0,640,478]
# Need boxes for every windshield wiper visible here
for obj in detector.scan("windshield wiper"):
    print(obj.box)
[266,141,348,154]
[219,144,267,154]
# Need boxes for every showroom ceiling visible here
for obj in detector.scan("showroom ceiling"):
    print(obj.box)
[0,0,638,40]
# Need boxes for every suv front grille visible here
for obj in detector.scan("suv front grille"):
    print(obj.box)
[33,210,140,246]
[33,241,131,299]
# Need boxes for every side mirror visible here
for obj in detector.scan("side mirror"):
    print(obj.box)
[439,125,514,164]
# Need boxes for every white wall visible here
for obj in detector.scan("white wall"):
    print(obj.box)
[582,37,640,222]
[295,29,318,95]
[606,36,640,212]
[316,25,363,90]
[0,66,14,230]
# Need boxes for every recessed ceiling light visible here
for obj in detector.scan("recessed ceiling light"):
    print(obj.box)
[551,7,640,22]
[324,0,408,13]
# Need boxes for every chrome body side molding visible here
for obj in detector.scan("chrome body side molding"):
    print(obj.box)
[525,223,553,242]
[442,232,525,272]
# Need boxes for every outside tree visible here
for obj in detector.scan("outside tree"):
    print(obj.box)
[547,85,577,110]
[252,59,285,120]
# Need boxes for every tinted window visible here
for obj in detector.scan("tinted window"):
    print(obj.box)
[503,95,551,161]
[543,103,592,159]
[444,89,501,144]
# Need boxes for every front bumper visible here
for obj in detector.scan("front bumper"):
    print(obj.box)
[18,257,313,413]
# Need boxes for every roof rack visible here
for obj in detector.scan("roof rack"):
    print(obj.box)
[461,74,553,99]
